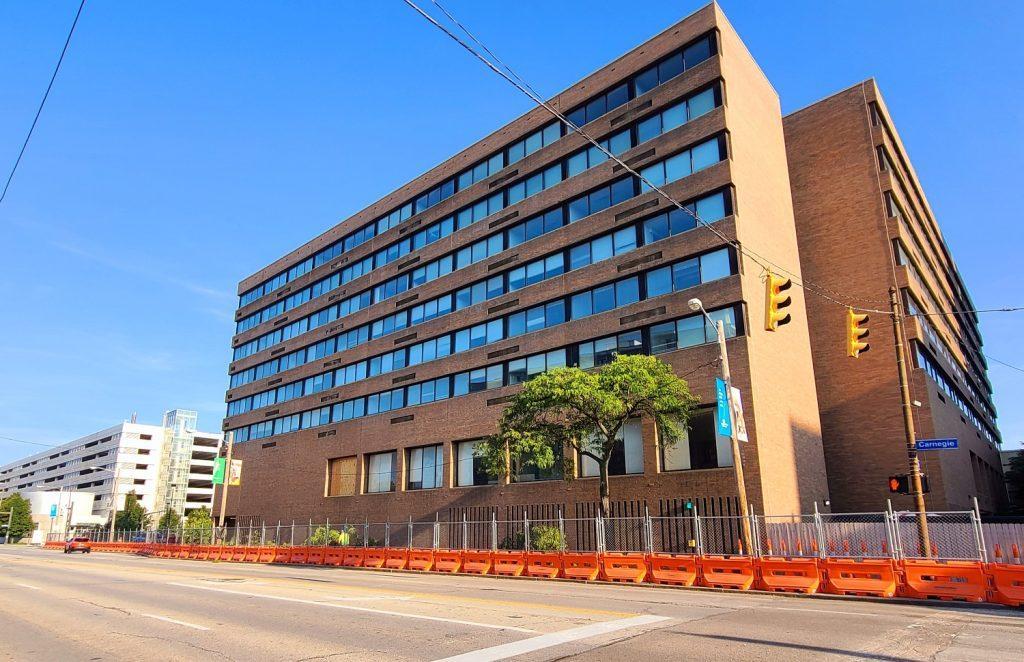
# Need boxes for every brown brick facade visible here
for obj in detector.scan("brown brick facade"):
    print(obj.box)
[784,80,1004,513]
[219,4,836,525]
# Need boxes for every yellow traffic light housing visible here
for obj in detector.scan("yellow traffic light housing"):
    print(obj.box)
[764,270,792,331]
[847,307,870,357]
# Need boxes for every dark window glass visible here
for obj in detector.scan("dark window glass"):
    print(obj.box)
[658,53,684,83]
[673,259,700,291]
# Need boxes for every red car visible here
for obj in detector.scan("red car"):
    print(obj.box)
[64,537,91,554]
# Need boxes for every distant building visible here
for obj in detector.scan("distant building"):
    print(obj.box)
[0,411,222,526]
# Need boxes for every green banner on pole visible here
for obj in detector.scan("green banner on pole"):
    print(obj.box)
[212,457,226,485]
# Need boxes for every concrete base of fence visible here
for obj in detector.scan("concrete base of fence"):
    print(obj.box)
[41,541,1024,609]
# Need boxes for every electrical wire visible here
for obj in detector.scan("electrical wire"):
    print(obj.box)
[404,0,893,314]
[0,0,87,207]
[0,434,60,449]
[985,354,1024,375]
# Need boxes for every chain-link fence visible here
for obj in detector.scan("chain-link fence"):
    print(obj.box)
[46,507,1011,563]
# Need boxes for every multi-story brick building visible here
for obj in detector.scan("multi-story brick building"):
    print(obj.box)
[220,3,830,525]
[784,80,1004,513]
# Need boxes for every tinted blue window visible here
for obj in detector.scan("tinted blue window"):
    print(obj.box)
[646,266,671,298]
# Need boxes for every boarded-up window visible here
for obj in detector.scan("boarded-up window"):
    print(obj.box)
[327,456,356,497]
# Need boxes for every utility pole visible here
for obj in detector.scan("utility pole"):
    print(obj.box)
[217,431,235,528]
[2,509,13,544]
[889,286,931,556]
[716,318,753,552]
[108,462,122,543]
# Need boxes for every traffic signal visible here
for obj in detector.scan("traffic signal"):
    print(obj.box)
[888,473,929,495]
[764,270,792,331]
[846,307,870,357]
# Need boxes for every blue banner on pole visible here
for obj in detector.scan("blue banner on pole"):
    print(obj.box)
[50,504,58,518]
[716,378,732,438]
[916,438,958,450]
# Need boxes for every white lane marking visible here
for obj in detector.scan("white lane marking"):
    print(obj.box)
[15,583,41,590]
[141,613,210,631]
[433,614,670,662]
[167,582,536,633]
[768,606,893,617]
[324,595,411,602]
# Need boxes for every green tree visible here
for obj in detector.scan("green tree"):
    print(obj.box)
[157,508,182,531]
[183,507,214,544]
[478,354,697,516]
[114,491,149,531]
[0,493,35,542]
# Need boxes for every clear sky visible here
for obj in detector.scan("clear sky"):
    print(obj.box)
[1,1,1021,464]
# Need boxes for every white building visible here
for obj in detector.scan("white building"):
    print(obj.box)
[0,410,221,526]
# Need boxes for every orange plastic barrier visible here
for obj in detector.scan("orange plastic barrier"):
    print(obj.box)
[561,552,601,581]
[176,545,191,559]
[434,550,463,573]
[647,553,698,587]
[700,555,755,590]
[363,548,386,568]
[822,558,898,597]
[204,545,219,561]
[492,550,526,577]
[268,547,288,563]
[342,547,365,567]
[188,546,201,560]
[602,552,648,583]
[525,552,561,578]
[229,546,246,562]
[255,547,274,563]
[243,547,260,563]
[408,549,435,571]
[462,551,493,575]
[986,563,1024,607]
[320,547,342,566]
[306,547,326,565]
[900,560,987,603]
[196,546,210,561]
[288,547,309,564]
[756,557,820,594]
[384,548,409,570]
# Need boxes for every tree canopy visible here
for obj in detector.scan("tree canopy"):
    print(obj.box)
[478,353,697,515]
[114,491,149,531]
[0,492,35,542]
[157,508,182,531]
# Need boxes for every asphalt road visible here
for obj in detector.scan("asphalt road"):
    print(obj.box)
[0,546,1020,661]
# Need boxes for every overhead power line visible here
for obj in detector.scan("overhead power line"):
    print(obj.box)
[986,354,1024,375]
[0,434,60,449]
[0,0,87,207]
[403,0,889,314]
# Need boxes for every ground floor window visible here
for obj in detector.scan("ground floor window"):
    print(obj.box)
[365,451,397,493]
[580,418,644,477]
[661,408,733,471]
[407,444,444,490]
[326,456,356,497]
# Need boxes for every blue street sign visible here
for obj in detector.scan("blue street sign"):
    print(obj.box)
[716,378,732,437]
[50,504,58,518]
[916,438,958,450]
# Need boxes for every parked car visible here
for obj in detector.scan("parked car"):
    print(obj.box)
[64,537,91,554]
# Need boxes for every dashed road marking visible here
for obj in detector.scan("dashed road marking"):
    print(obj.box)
[141,613,210,631]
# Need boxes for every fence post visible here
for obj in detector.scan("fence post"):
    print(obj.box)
[433,517,439,550]
[558,510,565,551]
[407,516,412,550]
[644,506,652,554]
[886,501,900,559]
[290,520,295,547]
[693,502,703,556]
[325,517,331,548]
[524,512,530,552]
[595,514,604,554]
[462,514,468,551]
[384,521,390,548]
[749,505,760,557]
[972,497,988,562]
[364,519,369,548]
[813,502,826,560]
[491,513,497,552]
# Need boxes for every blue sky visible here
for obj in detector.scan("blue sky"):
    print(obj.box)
[1,1,1021,464]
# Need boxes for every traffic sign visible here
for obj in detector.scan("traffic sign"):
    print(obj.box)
[916,438,958,450]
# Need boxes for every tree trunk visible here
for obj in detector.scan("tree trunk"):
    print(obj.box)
[598,459,611,518]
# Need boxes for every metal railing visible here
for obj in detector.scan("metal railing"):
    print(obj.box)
[47,506,1021,563]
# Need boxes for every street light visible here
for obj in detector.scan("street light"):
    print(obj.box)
[87,464,122,542]
[687,298,753,552]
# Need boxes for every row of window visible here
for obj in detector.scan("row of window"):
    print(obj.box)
[230,303,742,443]
[227,246,735,416]
[237,33,717,311]
[235,85,722,337]
[337,408,730,497]
[229,186,733,389]
[235,133,726,368]
[913,343,997,445]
